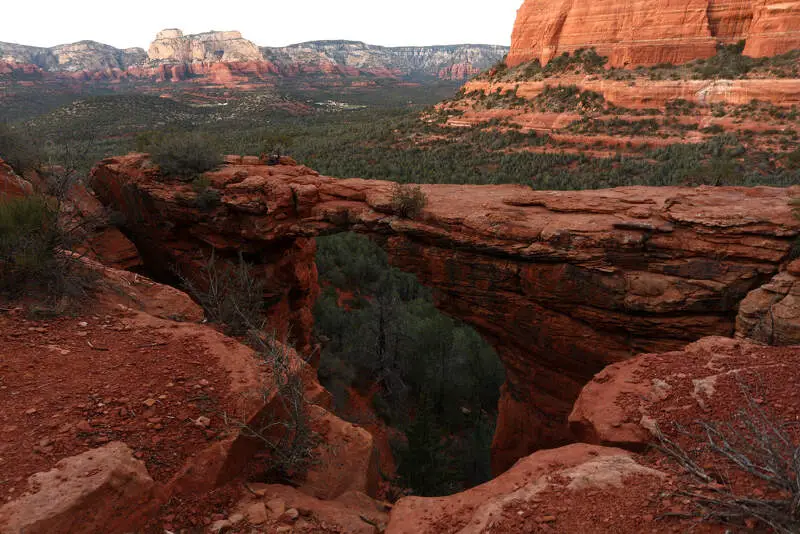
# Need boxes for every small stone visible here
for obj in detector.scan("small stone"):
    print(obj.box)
[142,398,157,408]
[280,508,299,523]
[266,498,286,517]
[276,527,293,534]
[228,513,244,524]
[537,515,557,523]
[246,482,269,497]
[24,408,37,415]
[78,321,88,327]
[195,416,211,428]
[75,421,92,433]
[244,502,267,525]
[209,519,231,533]
[199,379,210,387]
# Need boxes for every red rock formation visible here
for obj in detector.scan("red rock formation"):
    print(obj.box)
[0,442,155,534]
[736,259,800,345]
[462,77,800,109]
[387,443,666,534]
[745,0,800,57]
[507,0,800,68]
[0,158,34,198]
[90,154,799,474]
[569,336,800,449]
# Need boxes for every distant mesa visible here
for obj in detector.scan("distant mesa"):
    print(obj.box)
[0,28,508,82]
[147,28,263,63]
[507,0,800,68]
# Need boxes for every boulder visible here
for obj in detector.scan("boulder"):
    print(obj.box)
[0,442,155,534]
[0,158,33,199]
[386,443,665,534]
[569,336,800,448]
[736,264,800,345]
[300,405,380,499]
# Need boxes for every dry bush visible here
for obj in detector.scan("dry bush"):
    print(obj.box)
[390,183,427,219]
[180,251,317,480]
[228,330,318,483]
[179,251,265,335]
[654,385,800,533]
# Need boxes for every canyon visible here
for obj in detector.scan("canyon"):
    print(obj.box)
[89,154,800,475]
[506,0,800,68]
[0,29,508,83]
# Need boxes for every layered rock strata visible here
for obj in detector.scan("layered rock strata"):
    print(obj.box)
[507,0,800,68]
[91,154,799,473]
[0,32,508,82]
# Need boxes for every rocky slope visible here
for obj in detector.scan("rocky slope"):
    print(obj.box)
[90,154,800,475]
[0,30,508,82]
[507,0,800,68]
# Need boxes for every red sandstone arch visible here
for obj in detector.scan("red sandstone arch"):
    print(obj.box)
[91,154,799,473]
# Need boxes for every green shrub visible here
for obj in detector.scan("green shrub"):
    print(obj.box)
[533,85,605,113]
[147,133,223,180]
[0,124,43,173]
[791,198,800,260]
[390,183,427,218]
[0,195,92,302]
[191,176,221,210]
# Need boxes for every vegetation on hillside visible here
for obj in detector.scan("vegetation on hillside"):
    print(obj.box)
[486,43,800,83]
[314,233,505,496]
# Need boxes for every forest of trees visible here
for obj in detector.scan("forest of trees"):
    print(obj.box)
[314,233,505,496]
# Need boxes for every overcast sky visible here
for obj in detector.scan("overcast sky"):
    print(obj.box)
[3,0,522,49]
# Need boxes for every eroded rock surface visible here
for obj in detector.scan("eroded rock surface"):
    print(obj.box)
[736,260,800,345]
[0,442,155,534]
[91,154,799,473]
[0,158,33,198]
[507,0,800,68]
[386,443,665,534]
[569,336,800,448]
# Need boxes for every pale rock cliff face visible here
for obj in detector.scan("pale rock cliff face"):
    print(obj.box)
[506,0,800,68]
[0,32,507,81]
[0,41,145,72]
[147,29,263,63]
[262,40,508,79]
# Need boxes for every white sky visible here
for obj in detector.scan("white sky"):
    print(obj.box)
[3,0,522,49]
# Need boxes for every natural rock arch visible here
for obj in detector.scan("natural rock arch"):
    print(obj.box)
[91,154,799,473]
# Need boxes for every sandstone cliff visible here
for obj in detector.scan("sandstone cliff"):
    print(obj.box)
[0,31,508,82]
[90,154,800,475]
[262,40,508,80]
[0,40,145,72]
[147,29,262,63]
[507,0,800,68]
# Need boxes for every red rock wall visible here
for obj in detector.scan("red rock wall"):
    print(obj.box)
[507,0,800,68]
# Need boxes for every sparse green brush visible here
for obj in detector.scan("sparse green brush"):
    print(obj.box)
[0,124,43,173]
[191,176,222,211]
[0,195,93,305]
[146,133,223,180]
[533,85,605,113]
[791,198,800,260]
[390,183,427,218]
